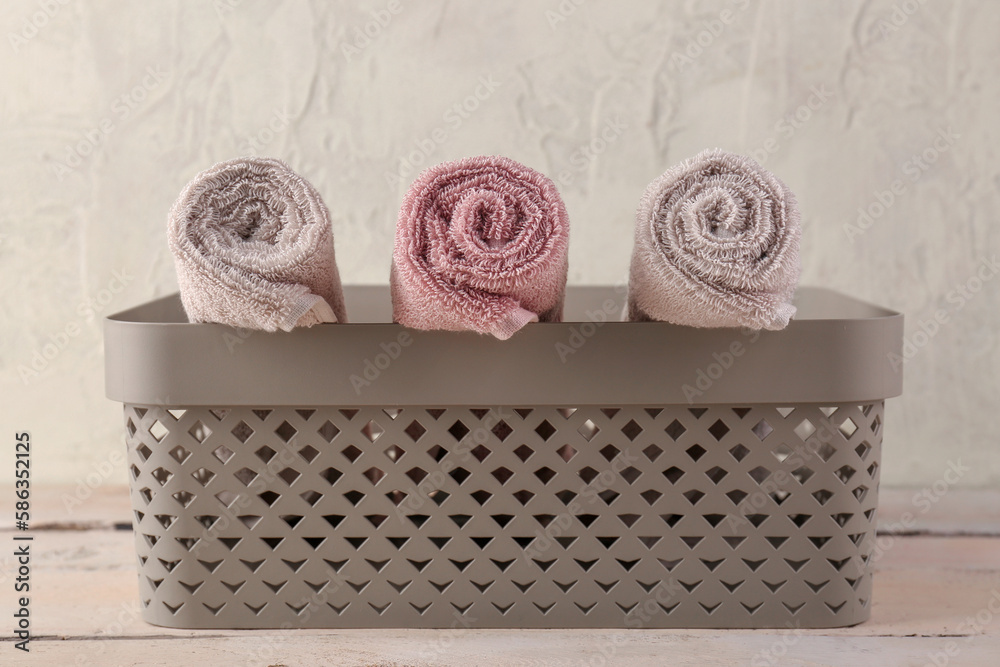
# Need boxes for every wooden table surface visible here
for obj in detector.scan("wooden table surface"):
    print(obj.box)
[2,487,999,666]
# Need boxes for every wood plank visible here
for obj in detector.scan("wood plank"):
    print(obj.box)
[19,635,1000,667]
[877,489,1000,536]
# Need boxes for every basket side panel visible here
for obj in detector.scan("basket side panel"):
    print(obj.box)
[124,402,882,629]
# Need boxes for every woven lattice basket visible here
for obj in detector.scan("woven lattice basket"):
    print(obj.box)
[105,286,902,629]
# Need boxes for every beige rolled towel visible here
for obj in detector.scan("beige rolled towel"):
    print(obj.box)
[627,149,801,330]
[167,157,347,332]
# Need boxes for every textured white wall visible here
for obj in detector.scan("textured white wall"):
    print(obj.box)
[1,0,997,489]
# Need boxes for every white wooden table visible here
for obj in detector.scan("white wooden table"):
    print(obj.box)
[3,487,999,666]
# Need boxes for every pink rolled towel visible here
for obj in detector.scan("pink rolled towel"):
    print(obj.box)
[627,149,801,330]
[391,156,570,339]
[168,157,347,332]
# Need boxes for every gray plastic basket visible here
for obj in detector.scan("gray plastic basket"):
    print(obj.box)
[104,286,902,630]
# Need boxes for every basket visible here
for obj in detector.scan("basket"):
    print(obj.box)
[104,286,902,629]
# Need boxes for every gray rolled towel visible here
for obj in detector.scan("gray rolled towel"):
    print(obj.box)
[627,149,801,330]
[167,157,347,331]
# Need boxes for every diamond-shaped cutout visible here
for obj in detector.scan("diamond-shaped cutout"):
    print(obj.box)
[748,466,771,484]
[320,467,342,485]
[259,490,281,506]
[191,468,215,487]
[791,466,815,484]
[513,444,533,462]
[149,420,168,442]
[375,445,401,462]
[234,468,258,486]
[599,444,620,461]
[426,445,447,462]
[318,420,340,443]
[812,489,834,505]
[450,467,471,485]
[403,420,426,442]
[513,490,535,505]
[491,467,514,485]
[704,466,728,484]
[341,445,363,463]
[557,444,577,462]
[577,419,599,442]
[300,490,323,506]
[471,444,492,462]
[363,467,386,485]
[682,489,705,505]
[535,420,556,441]
[794,419,816,440]
[151,467,172,486]
[708,419,730,441]
[838,418,858,439]
[169,445,191,465]
[729,444,750,461]
[212,445,235,464]
[751,419,773,440]
[665,419,686,441]
[214,490,236,507]
[855,441,872,460]
[534,467,557,484]
[621,466,642,484]
[621,419,643,441]
[188,421,212,444]
[139,487,153,504]
[663,466,685,484]
[298,445,320,463]
[361,421,384,443]
[471,490,492,505]
[835,465,857,484]
[136,443,152,462]
[231,421,254,444]
[277,467,301,485]
[171,489,194,508]
[492,420,513,442]
[255,446,276,464]
[686,444,707,461]
[448,420,470,441]
[643,444,663,461]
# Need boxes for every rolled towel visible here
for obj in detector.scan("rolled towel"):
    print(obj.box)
[168,157,347,332]
[391,155,570,339]
[627,149,801,330]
